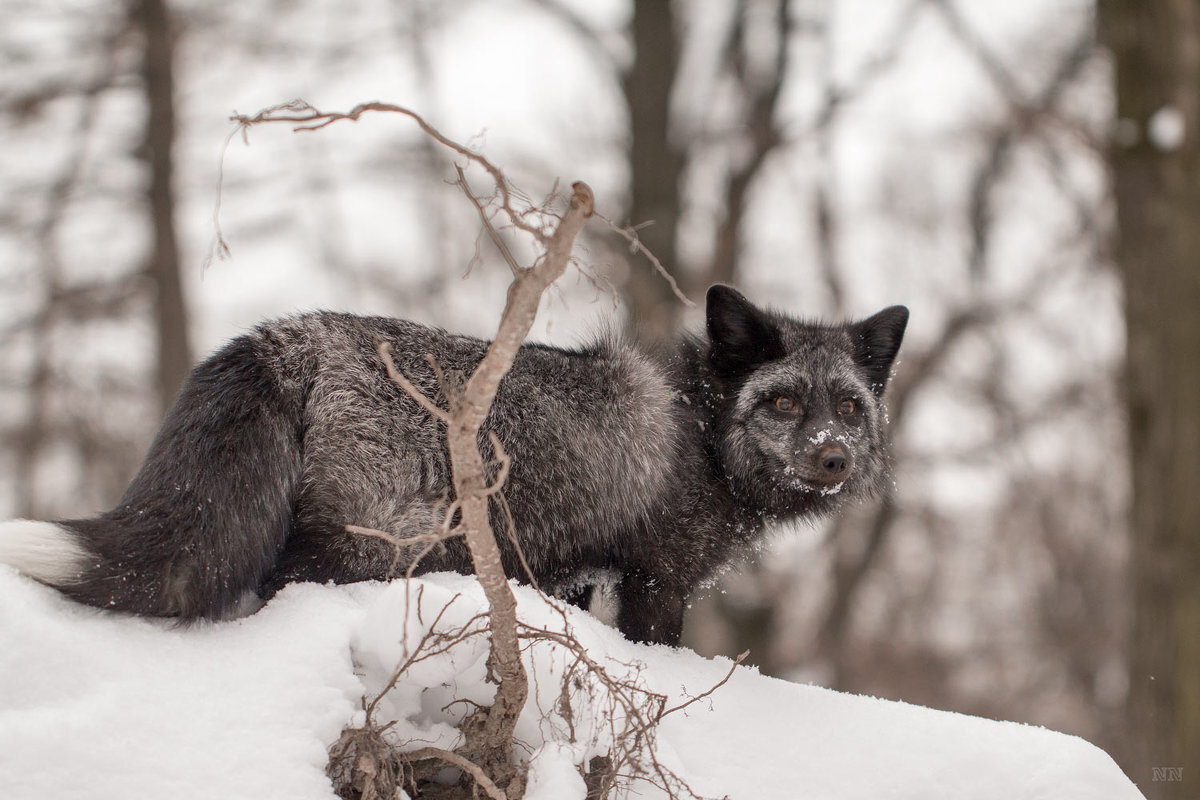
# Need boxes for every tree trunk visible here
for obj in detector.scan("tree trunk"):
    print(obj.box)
[137,0,191,412]
[622,0,686,341]
[1101,3,1200,796]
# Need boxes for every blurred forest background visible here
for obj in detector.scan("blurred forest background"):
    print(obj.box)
[0,1,1195,796]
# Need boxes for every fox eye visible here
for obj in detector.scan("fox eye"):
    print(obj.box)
[838,398,857,416]
[774,396,799,413]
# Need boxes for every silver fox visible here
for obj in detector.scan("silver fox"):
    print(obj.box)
[0,286,907,645]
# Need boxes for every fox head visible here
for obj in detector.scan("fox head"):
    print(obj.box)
[705,285,909,518]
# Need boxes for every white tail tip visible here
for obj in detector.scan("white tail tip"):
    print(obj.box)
[0,519,88,585]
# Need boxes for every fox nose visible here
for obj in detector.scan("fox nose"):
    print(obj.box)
[817,445,851,479]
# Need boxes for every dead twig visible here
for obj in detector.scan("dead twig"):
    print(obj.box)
[229,99,548,242]
[455,165,524,277]
[594,211,694,308]
[661,650,749,717]
[402,747,507,800]
[377,341,450,423]
[233,99,719,800]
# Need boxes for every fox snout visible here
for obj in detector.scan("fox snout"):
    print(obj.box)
[782,437,855,490]
[817,443,852,483]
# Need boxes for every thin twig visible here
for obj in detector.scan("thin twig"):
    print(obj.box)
[456,165,523,276]
[595,211,695,307]
[229,99,548,241]
[377,340,449,423]
[661,651,749,717]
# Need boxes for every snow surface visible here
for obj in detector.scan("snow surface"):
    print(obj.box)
[0,566,1143,800]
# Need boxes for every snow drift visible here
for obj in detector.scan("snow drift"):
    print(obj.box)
[0,566,1143,799]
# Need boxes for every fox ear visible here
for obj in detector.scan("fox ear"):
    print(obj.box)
[850,305,909,396]
[706,285,785,377]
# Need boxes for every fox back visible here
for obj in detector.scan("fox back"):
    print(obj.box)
[0,285,907,645]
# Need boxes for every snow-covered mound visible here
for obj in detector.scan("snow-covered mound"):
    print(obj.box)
[0,566,1142,800]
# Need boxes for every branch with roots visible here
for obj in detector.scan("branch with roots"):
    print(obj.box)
[326,583,744,800]
[227,99,728,799]
[229,99,593,796]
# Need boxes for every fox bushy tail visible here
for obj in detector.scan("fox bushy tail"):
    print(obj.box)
[0,333,303,619]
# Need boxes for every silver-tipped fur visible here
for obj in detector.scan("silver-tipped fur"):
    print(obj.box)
[0,520,88,585]
[0,287,908,644]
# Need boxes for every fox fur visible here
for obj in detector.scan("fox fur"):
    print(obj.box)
[0,285,907,645]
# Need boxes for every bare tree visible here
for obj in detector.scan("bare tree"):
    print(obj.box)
[533,0,804,337]
[811,0,1115,709]
[136,0,192,412]
[231,100,596,797]
[0,0,191,517]
[623,0,686,340]
[1101,2,1200,796]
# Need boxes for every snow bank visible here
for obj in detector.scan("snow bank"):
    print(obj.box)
[0,568,364,799]
[0,566,1143,800]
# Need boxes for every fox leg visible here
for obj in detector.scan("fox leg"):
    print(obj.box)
[616,566,687,646]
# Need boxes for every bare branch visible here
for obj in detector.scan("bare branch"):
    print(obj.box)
[808,0,925,314]
[483,431,512,499]
[362,590,483,721]
[376,341,449,423]
[707,0,795,286]
[929,0,1024,104]
[808,0,924,135]
[225,100,592,792]
[963,30,1095,282]
[526,0,622,73]
[235,98,715,798]
[661,651,749,717]
[402,746,507,800]
[229,100,548,241]
[594,211,694,307]
[455,165,523,277]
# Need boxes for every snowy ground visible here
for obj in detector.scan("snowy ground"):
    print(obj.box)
[0,566,1143,800]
